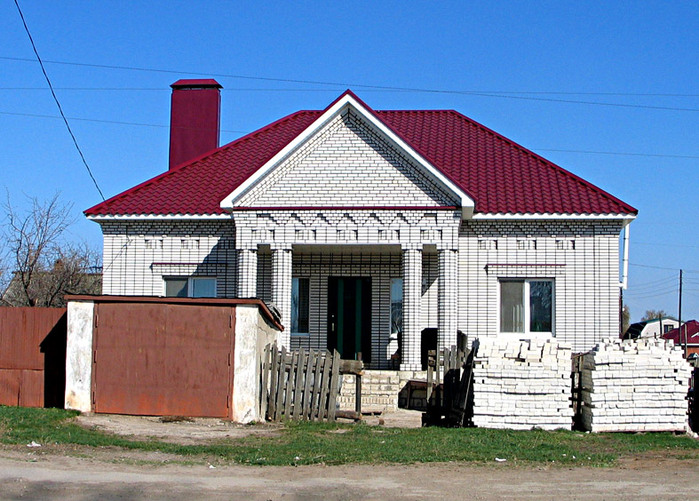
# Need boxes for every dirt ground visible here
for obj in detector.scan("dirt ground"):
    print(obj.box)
[1,411,697,500]
[73,408,424,443]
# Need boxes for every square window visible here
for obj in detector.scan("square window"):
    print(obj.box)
[499,279,554,335]
[165,277,188,298]
[190,277,216,298]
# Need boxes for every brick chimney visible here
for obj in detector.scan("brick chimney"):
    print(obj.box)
[169,79,222,170]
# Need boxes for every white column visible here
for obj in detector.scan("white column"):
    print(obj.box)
[438,247,459,351]
[401,244,423,371]
[237,246,258,298]
[271,244,293,348]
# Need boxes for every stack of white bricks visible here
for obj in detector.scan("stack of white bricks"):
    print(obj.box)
[472,337,573,430]
[580,338,691,432]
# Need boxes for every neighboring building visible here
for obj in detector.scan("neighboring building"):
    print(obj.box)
[663,320,699,357]
[85,80,637,369]
[624,316,680,340]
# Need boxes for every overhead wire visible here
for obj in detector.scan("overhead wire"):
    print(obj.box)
[1,109,696,160]
[1,84,698,98]
[0,110,248,134]
[2,55,698,112]
[11,1,105,200]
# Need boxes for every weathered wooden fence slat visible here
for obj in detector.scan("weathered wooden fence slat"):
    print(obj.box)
[327,350,341,422]
[260,343,362,422]
[423,333,474,427]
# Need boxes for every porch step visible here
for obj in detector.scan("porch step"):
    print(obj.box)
[338,370,426,413]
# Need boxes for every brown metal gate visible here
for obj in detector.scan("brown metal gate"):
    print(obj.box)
[0,307,66,408]
[92,302,235,418]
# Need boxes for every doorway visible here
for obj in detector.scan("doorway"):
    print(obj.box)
[327,277,372,363]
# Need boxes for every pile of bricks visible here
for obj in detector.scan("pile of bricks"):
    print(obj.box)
[580,338,691,432]
[472,337,573,430]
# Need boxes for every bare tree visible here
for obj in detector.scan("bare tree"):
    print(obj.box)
[641,309,669,322]
[622,304,631,334]
[0,193,101,307]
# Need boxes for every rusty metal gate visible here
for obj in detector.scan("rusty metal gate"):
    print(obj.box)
[0,307,66,408]
[92,302,235,418]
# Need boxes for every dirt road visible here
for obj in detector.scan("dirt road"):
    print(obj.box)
[1,413,696,500]
[1,450,697,501]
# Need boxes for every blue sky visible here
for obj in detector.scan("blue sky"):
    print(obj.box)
[1,1,697,322]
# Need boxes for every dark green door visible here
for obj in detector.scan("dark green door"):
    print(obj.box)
[327,277,372,363]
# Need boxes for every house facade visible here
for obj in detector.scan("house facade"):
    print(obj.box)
[86,80,637,369]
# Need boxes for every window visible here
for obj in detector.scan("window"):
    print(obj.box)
[164,277,217,298]
[291,277,310,335]
[390,278,403,336]
[499,279,553,335]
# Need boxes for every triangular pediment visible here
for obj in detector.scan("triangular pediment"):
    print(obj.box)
[220,92,473,214]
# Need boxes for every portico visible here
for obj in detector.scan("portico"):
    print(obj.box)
[232,209,461,370]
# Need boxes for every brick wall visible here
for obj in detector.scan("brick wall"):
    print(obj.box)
[458,220,623,353]
[101,220,237,297]
[237,109,457,208]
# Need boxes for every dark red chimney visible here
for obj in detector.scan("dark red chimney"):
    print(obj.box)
[169,79,222,170]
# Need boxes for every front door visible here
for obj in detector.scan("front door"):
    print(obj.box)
[327,277,371,363]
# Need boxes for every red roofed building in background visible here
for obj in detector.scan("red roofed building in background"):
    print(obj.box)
[86,81,637,368]
[663,320,699,357]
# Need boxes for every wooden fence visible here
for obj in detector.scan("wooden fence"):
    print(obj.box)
[260,344,363,422]
[424,335,474,427]
[570,353,585,431]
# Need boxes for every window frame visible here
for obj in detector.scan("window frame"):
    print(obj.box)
[163,276,217,298]
[498,278,555,337]
[291,277,310,336]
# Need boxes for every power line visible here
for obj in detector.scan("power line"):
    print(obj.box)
[628,276,678,291]
[633,241,699,248]
[624,289,678,300]
[629,263,699,273]
[533,149,699,160]
[12,1,105,200]
[2,108,696,161]
[2,55,698,112]
[1,84,698,98]
[0,110,248,134]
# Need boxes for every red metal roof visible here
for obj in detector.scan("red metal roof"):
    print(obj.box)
[85,93,637,217]
[663,320,699,345]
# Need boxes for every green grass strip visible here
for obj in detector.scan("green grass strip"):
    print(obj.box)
[1,406,697,466]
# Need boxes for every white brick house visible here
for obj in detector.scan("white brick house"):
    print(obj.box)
[86,81,637,369]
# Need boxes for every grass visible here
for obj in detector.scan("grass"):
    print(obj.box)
[1,406,697,467]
